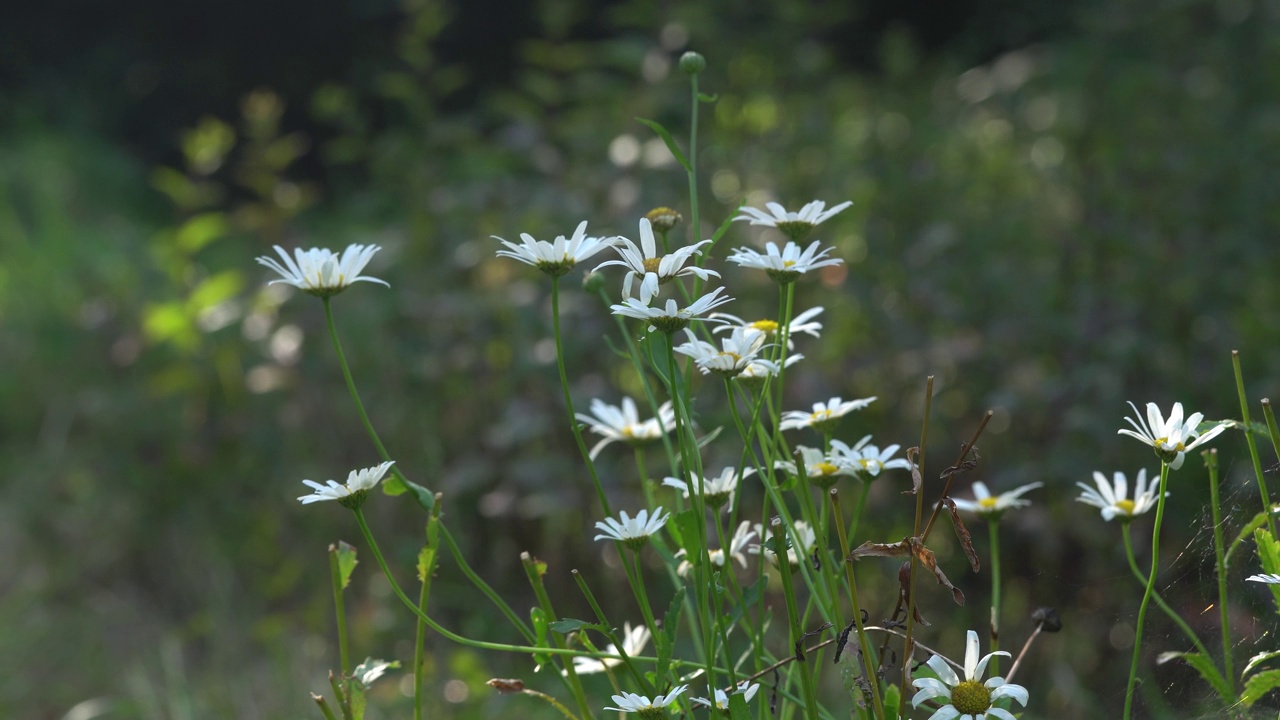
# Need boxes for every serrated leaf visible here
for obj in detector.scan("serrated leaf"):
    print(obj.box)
[635,117,691,171]
[1242,667,1280,706]
[548,618,604,634]
[657,587,686,680]
[416,545,436,583]
[1255,529,1280,613]
[1156,651,1233,701]
[1244,650,1280,678]
[1225,508,1279,569]
[334,541,358,590]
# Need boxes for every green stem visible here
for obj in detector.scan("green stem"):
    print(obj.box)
[1233,350,1276,537]
[414,524,439,720]
[988,518,1002,677]
[439,525,535,642]
[552,277,612,516]
[328,545,351,680]
[312,694,341,720]
[1205,449,1235,693]
[847,480,873,544]
[901,376,933,720]
[570,569,656,695]
[521,553,594,720]
[831,488,885,720]
[1124,461,1171,720]
[1120,524,1215,662]
[771,519,821,720]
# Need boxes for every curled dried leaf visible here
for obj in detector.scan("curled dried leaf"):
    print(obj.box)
[904,447,922,495]
[911,540,966,606]
[944,498,981,573]
[487,678,526,694]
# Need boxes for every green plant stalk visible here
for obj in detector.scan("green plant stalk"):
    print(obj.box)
[1124,461,1172,720]
[773,283,796,434]
[772,520,822,720]
[328,672,354,720]
[1233,350,1276,536]
[847,480,873,544]
[311,693,341,720]
[901,376,933,720]
[438,525,535,642]
[521,553,594,720]
[624,549,661,645]
[988,518,1002,677]
[1205,449,1235,693]
[831,488,886,720]
[327,546,351,683]
[414,530,437,720]
[552,277,612,516]
[570,569,657,695]
[1119,524,1216,663]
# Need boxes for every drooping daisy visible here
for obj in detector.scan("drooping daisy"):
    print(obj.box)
[952,481,1044,519]
[710,306,824,349]
[576,397,675,460]
[663,467,755,509]
[594,217,719,303]
[1247,573,1280,584]
[831,435,912,477]
[611,287,734,334]
[1117,401,1227,470]
[297,461,396,509]
[779,396,877,434]
[911,630,1028,720]
[1075,469,1162,521]
[567,622,650,676]
[257,244,389,297]
[604,685,687,715]
[594,508,670,549]
[645,206,682,233]
[493,220,613,278]
[774,446,860,489]
[692,681,760,711]
[734,200,852,241]
[749,520,817,569]
[727,240,843,284]
[673,327,775,378]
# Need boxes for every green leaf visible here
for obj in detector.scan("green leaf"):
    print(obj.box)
[416,544,436,583]
[548,618,604,634]
[656,587,686,680]
[1243,650,1280,678]
[334,541,358,590]
[1156,651,1233,701]
[697,92,719,104]
[1225,507,1279,569]
[349,683,366,720]
[726,579,764,629]
[727,692,752,720]
[634,117,691,172]
[530,608,553,669]
[708,204,742,245]
[381,475,408,496]
[1254,529,1280,613]
[1241,667,1280,706]
[673,509,701,558]
[882,682,901,719]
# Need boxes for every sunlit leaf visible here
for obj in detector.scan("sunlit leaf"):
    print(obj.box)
[1156,651,1232,702]
[634,117,691,172]
[333,541,358,590]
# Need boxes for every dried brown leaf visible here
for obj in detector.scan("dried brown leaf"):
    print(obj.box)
[943,498,981,573]
[847,537,913,562]
[904,447,922,495]
[487,678,526,694]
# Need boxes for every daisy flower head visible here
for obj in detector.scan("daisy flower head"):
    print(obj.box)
[1248,573,1280,584]
[952,480,1044,519]
[493,220,613,278]
[1075,469,1162,522]
[734,200,853,241]
[566,622,650,675]
[297,461,396,510]
[674,327,775,378]
[644,206,682,233]
[911,629,1028,720]
[679,521,758,577]
[576,397,675,460]
[1118,401,1227,470]
[611,287,734,334]
[736,353,804,390]
[594,507,670,550]
[832,435,912,478]
[257,244,389,298]
[663,467,754,509]
[594,217,719,303]
[604,685,687,717]
[692,681,760,712]
[749,520,817,570]
[711,306,824,349]
[775,446,860,489]
[727,240,843,285]
[779,396,877,435]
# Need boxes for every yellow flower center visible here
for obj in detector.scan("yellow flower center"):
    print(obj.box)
[750,319,780,333]
[642,257,663,273]
[810,409,834,422]
[950,680,992,714]
[815,462,839,476]
[979,497,1000,510]
[718,351,742,363]
[621,426,636,438]
[1114,499,1136,515]
[783,259,797,267]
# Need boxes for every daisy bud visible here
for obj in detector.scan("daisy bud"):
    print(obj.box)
[679,51,706,75]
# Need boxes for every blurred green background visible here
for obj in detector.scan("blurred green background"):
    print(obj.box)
[4,0,1280,717]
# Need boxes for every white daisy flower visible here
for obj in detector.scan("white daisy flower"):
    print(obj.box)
[736,353,804,388]
[779,396,877,434]
[832,435,911,477]
[493,220,613,277]
[576,397,675,460]
[663,467,755,509]
[679,521,758,577]
[611,287,734,334]
[774,446,861,488]
[911,629,1028,720]
[692,681,760,711]
[566,622,650,676]
[673,327,776,378]
[257,244,389,297]
[749,520,817,569]
[727,240,843,284]
[593,217,719,303]
[594,507,670,549]
[1117,401,1227,470]
[604,685,687,715]
[951,481,1044,519]
[734,200,852,241]
[710,306,824,349]
[1075,469,1163,521]
[297,461,396,509]
[1247,573,1280,584]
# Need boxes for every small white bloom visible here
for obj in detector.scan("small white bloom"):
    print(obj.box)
[257,244,389,297]
[692,681,760,710]
[710,306,824,349]
[297,461,396,509]
[664,468,754,509]
[734,200,852,241]
[674,327,775,378]
[911,629,1028,720]
[727,240,843,284]
[779,396,877,434]
[1118,401,1227,470]
[594,507,670,549]
[567,622,650,675]
[493,220,613,277]
[832,435,911,477]
[736,353,804,387]
[1247,573,1280,584]
[1075,469,1163,521]
[952,481,1044,518]
[749,520,817,569]
[775,446,860,488]
[611,287,734,334]
[680,521,758,576]
[352,657,399,686]
[604,685,687,715]
[594,217,719,303]
[576,397,675,460]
